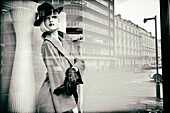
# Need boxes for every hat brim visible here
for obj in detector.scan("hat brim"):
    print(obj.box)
[34,7,63,26]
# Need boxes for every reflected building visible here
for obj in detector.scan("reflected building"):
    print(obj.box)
[0,0,115,112]
[30,0,115,73]
[53,0,115,73]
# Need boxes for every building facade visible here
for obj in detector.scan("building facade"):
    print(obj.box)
[115,14,141,68]
[115,14,162,69]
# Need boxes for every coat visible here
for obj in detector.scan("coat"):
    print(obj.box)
[37,32,85,113]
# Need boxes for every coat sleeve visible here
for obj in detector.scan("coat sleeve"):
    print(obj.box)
[42,41,65,92]
[70,42,85,76]
[62,33,85,76]
[73,58,85,76]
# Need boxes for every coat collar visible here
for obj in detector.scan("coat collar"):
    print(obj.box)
[44,33,76,64]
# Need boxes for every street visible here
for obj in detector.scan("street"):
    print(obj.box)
[82,69,163,112]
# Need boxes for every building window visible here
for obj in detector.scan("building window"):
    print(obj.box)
[85,34,93,42]
[121,23,123,28]
[93,47,101,55]
[85,46,93,54]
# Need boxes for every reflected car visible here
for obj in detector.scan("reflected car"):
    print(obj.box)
[149,68,163,82]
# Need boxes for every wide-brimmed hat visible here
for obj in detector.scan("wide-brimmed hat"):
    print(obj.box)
[34,2,63,26]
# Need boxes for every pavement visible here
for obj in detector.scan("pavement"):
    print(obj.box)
[120,97,164,113]
[82,68,164,113]
[82,97,163,113]
[138,97,163,113]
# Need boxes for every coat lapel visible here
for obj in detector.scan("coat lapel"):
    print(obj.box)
[44,34,75,65]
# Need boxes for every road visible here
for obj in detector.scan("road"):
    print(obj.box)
[81,69,163,112]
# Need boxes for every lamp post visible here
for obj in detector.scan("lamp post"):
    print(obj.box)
[144,15,160,99]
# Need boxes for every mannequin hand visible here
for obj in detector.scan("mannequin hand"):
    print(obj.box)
[53,85,65,96]
[74,58,85,70]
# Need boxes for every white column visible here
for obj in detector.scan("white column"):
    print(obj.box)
[8,7,36,113]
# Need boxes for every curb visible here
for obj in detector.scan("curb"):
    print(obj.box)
[138,97,163,112]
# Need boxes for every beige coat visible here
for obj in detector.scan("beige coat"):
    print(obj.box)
[37,33,85,113]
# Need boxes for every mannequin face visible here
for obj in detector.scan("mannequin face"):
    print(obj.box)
[44,12,59,31]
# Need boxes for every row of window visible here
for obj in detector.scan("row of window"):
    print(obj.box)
[115,28,161,52]
[86,1,114,19]
[116,37,141,50]
[83,46,111,55]
[86,1,108,16]
[82,11,109,26]
[116,29,141,41]
[67,33,113,46]
[142,37,155,48]
[95,0,114,11]
[115,30,160,51]
[142,52,156,58]
[64,7,81,15]
[84,23,109,36]
[116,20,139,35]
[64,8,114,28]
[116,48,140,56]
[67,20,82,27]
[85,34,110,46]
[95,0,108,7]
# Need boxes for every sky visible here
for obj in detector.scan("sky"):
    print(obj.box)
[115,0,161,39]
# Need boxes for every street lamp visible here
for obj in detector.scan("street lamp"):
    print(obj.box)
[143,15,161,99]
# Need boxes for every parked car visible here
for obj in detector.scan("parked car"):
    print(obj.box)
[149,67,163,82]
[142,64,153,70]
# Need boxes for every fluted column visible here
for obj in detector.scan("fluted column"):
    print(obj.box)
[8,7,36,113]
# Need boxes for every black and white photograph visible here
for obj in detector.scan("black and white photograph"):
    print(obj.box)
[0,0,169,113]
